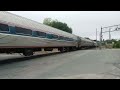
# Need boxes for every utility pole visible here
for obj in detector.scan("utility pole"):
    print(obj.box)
[99,24,120,49]
[96,28,97,41]
[109,28,111,40]
[100,27,102,49]
[95,28,98,49]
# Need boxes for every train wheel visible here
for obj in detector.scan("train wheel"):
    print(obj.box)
[69,47,73,51]
[23,49,33,56]
[59,47,66,52]
[71,47,76,51]
[66,47,70,52]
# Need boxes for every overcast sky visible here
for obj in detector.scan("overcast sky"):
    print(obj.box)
[8,11,120,40]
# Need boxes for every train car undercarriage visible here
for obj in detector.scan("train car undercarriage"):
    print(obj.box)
[0,46,79,56]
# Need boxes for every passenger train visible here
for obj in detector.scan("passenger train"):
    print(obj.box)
[0,11,98,56]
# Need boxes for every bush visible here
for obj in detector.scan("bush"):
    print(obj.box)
[113,40,120,48]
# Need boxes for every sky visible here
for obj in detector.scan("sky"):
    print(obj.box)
[8,11,120,40]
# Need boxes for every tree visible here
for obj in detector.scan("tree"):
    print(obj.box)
[110,39,120,48]
[43,18,52,26]
[43,18,72,34]
[115,41,120,48]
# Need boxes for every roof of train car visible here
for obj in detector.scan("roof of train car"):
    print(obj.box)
[0,11,77,39]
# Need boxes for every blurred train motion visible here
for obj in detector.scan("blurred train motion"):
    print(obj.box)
[0,11,98,56]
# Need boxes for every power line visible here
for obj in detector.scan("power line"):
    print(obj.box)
[99,24,120,49]
[102,24,120,29]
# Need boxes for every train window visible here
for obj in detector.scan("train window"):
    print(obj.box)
[46,34,53,39]
[58,36,74,41]
[63,37,67,40]
[68,38,74,41]
[63,37,66,40]
[65,37,70,41]
[36,31,46,37]
[58,36,64,40]
[15,27,32,36]
[67,38,70,41]
[0,23,9,32]
[52,34,58,39]
[58,36,61,40]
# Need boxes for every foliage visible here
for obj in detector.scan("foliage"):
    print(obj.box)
[113,40,120,48]
[103,39,120,48]
[43,18,72,33]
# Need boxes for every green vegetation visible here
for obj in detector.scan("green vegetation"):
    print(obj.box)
[113,40,120,48]
[43,18,72,34]
[104,39,120,48]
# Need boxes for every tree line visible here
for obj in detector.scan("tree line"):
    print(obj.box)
[113,40,120,48]
[43,18,72,34]
[104,39,120,48]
